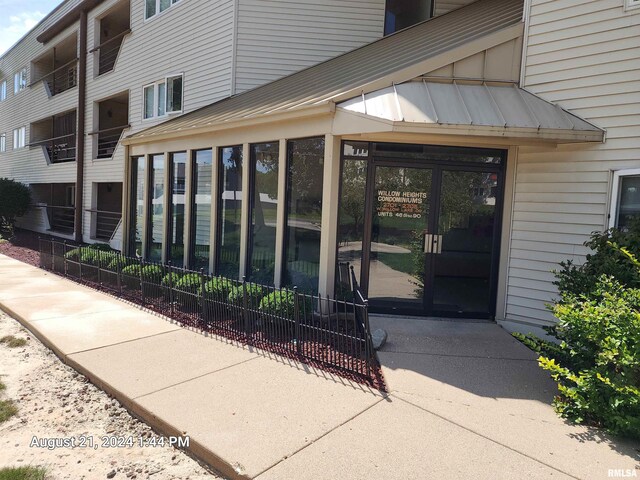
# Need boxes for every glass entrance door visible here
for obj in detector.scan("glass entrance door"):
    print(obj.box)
[368,165,433,312]
[365,163,502,318]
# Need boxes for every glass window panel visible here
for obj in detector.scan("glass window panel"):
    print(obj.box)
[384,0,433,35]
[284,137,325,294]
[148,154,165,262]
[191,149,212,271]
[157,82,166,116]
[166,75,182,112]
[130,156,145,256]
[372,142,503,164]
[169,152,186,266]
[143,85,154,119]
[217,146,243,278]
[336,158,368,298]
[248,142,279,285]
[159,0,171,12]
[617,176,640,229]
[145,0,156,18]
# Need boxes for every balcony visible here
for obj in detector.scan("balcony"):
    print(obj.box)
[93,92,129,159]
[92,0,130,76]
[31,33,78,97]
[31,183,76,235]
[30,110,77,164]
[90,182,122,241]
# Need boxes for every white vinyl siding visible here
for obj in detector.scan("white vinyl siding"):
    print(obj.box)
[505,0,640,327]
[625,0,640,11]
[13,127,26,149]
[234,0,386,93]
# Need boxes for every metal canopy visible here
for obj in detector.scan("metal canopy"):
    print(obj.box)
[338,81,604,143]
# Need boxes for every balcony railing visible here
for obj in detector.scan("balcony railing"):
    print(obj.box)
[90,29,130,76]
[31,133,77,164]
[46,205,75,234]
[87,209,121,241]
[93,124,129,159]
[31,59,78,97]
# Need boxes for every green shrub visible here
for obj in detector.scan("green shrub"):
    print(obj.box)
[517,236,640,439]
[161,272,183,288]
[107,254,131,271]
[175,273,202,295]
[554,218,640,299]
[64,247,81,261]
[227,282,264,306]
[259,289,296,318]
[204,277,232,299]
[0,178,31,235]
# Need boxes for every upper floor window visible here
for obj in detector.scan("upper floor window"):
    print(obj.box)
[625,0,640,10]
[610,169,640,229]
[143,74,183,119]
[14,68,27,94]
[0,80,6,101]
[0,134,5,152]
[384,0,433,35]
[13,127,26,149]
[145,0,181,20]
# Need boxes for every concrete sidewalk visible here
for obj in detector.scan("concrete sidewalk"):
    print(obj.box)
[0,253,638,479]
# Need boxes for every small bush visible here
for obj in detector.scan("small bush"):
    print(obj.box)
[227,282,265,306]
[0,466,47,480]
[121,264,141,289]
[259,289,296,318]
[0,399,18,423]
[174,273,203,306]
[203,277,232,299]
[161,272,183,288]
[64,247,81,261]
[0,336,27,348]
[0,178,31,235]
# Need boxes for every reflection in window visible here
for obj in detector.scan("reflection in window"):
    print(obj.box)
[217,146,243,278]
[384,0,433,36]
[617,176,640,229]
[191,149,212,271]
[148,154,165,262]
[248,142,279,285]
[284,137,325,293]
[130,156,145,256]
[337,158,368,297]
[169,152,186,266]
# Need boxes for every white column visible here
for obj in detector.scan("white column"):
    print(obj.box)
[183,149,193,268]
[273,139,287,288]
[238,143,250,279]
[209,146,219,274]
[317,134,341,298]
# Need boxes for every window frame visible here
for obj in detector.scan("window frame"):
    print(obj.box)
[14,68,27,94]
[625,0,640,11]
[0,133,5,152]
[609,168,640,228]
[12,126,26,149]
[144,0,182,21]
[142,73,184,120]
[0,80,6,101]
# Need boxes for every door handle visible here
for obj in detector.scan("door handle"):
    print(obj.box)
[423,233,433,253]
[433,234,443,254]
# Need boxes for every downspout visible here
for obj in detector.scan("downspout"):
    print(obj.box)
[74,10,87,243]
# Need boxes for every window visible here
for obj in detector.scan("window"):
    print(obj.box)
[248,142,279,285]
[191,149,212,271]
[610,169,640,229]
[0,134,5,152]
[14,68,27,94]
[129,157,146,256]
[384,0,433,35]
[169,152,187,266]
[143,74,183,119]
[145,0,181,19]
[13,127,26,149]
[148,154,165,262]
[625,0,640,10]
[216,146,243,278]
[283,137,325,294]
[0,80,6,101]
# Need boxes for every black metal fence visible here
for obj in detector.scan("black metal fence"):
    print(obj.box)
[39,238,381,386]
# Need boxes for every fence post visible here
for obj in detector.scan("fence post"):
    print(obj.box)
[167,261,174,316]
[242,276,249,336]
[293,286,301,355]
[363,299,371,378]
[139,257,145,304]
[116,254,122,294]
[97,249,102,287]
[200,268,206,324]
[62,240,68,277]
[78,245,83,282]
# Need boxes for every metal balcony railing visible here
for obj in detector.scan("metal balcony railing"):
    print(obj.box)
[87,209,122,241]
[45,205,75,234]
[90,29,130,76]
[94,125,129,159]
[31,59,78,97]
[31,133,77,164]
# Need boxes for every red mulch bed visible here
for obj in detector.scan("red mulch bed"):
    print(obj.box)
[0,229,53,267]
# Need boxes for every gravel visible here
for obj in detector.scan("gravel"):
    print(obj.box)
[0,311,223,480]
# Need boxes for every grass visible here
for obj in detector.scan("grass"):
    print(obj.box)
[0,379,5,392]
[0,467,47,480]
[0,336,27,348]
[0,399,18,423]
[375,252,415,275]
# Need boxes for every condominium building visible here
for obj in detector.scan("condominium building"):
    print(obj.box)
[1,0,639,335]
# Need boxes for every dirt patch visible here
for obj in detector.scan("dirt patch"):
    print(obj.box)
[0,311,223,480]
[0,230,46,268]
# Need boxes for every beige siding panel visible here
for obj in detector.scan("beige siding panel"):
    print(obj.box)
[505,0,640,327]
[235,0,385,93]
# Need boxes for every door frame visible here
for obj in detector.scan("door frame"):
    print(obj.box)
[343,142,507,319]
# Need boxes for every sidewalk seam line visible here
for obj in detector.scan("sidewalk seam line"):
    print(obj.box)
[65,328,183,356]
[394,394,582,480]
[133,356,262,400]
[381,350,539,361]
[253,396,387,479]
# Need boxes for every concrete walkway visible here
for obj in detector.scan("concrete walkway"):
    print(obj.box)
[0,254,638,480]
